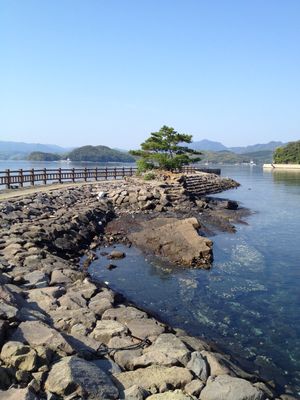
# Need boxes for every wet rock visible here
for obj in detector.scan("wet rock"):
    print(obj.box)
[0,387,38,400]
[108,251,126,259]
[200,375,265,400]
[107,263,118,270]
[113,365,193,392]
[12,320,73,355]
[90,320,127,344]
[186,351,209,381]
[128,217,212,267]
[45,356,119,399]
[224,200,239,210]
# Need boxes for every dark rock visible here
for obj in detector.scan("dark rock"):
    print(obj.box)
[45,356,119,399]
[107,251,126,259]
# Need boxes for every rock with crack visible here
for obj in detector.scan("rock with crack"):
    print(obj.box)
[128,217,212,267]
[45,356,119,399]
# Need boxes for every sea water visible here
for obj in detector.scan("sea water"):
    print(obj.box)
[89,165,300,396]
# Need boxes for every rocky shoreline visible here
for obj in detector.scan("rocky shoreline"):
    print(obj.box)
[0,173,296,399]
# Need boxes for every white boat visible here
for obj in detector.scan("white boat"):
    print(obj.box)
[250,160,256,166]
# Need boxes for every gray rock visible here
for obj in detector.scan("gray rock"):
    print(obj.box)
[108,336,143,370]
[126,318,165,339]
[143,333,190,366]
[201,351,254,380]
[102,306,147,324]
[12,320,73,355]
[185,379,205,397]
[113,365,193,392]
[92,358,122,375]
[0,387,38,400]
[123,385,149,400]
[23,271,49,288]
[88,297,113,317]
[200,375,265,400]
[45,356,119,399]
[186,351,209,381]
[146,390,196,399]
[90,319,127,344]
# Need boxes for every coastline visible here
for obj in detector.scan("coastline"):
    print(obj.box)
[0,174,296,399]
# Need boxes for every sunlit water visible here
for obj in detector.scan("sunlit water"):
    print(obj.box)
[88,165,300,396]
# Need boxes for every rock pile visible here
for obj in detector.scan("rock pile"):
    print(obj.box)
[0,177,294,399]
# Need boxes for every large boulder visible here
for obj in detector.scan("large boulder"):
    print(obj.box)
[113,365,193,392]
[45,356,119,399]
[128,218,212,267]
[1,341,38,371]
[200,375,265,400]
[11,320,73,355]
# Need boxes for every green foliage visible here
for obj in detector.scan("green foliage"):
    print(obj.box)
[143,172,156,181]
[130,125,201,171]
[27,152,61,161]
[273,141,300,164]
[136,158,155,173]
[67,145,135,162]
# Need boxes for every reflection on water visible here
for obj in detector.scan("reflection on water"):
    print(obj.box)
[271,170,300,186]
[89,166,300,396]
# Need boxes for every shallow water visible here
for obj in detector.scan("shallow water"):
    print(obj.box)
[89,165,300,395]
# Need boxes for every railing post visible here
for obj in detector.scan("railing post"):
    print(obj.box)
[58,168,62,184]
[105,167,108,180]
[72,168,75,183]
[5,169,11,189]
[84,168,87,182]
[130,167,133,176]
[95,167,98,181]
[43,168,47,185]
[122,166,125,177]
[114,167,117,179]
[19,169,23,188]
[30,168,35,186]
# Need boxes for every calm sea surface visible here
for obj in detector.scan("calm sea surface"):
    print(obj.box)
[88,165,300,396]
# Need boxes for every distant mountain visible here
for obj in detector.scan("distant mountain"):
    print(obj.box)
[229,141,284,154]
[188,139,227,152]
[67,145,135,162]
[0,140,69,160]
[273,141,300,164]
[199,149,273,164]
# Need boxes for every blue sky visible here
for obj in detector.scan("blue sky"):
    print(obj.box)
[0,0,299,149]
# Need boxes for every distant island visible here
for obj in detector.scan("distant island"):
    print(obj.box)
[27,145,135,163]
[273,140,300,164]
[0,139,292,164]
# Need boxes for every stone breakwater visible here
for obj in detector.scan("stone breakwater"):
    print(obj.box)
[0,174,294,399]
